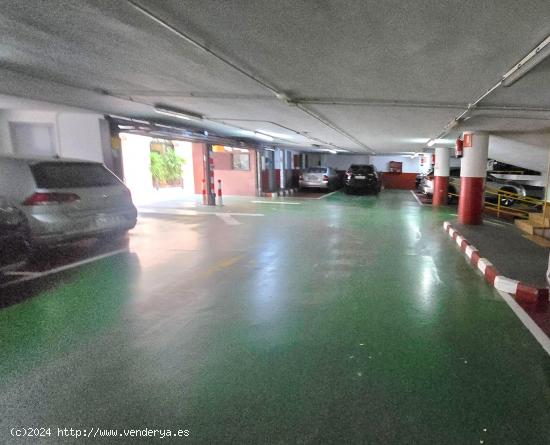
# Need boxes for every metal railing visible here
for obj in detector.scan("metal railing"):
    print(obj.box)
[447,188,545,219]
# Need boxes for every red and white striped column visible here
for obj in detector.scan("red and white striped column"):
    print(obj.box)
[458,131,488,225]
[433,146,450,206]
[216,179,223,206]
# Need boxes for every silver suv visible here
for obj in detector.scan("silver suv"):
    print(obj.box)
[0,156,137,246]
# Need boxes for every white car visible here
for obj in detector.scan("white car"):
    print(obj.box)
[299,167,340,191]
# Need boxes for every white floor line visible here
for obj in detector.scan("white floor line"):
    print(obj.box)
[250,200,301,205]
[410,190,424,206]
[496,289,550,357]
[216,214,241,225]
[225,212,264,217]
[318,190,339,199]
[2,271,40,277]
[0,249,128,288]
[139,207,264,217]
[484,218,513,227]
[484,220,507,227]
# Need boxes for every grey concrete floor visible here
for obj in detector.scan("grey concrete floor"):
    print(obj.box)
[455,219,550,288]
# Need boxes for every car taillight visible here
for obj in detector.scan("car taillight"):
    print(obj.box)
[427,175,434,180]
[23,192,80,206]
[323,175,329,182]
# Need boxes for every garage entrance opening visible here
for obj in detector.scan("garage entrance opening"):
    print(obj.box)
[120,133,195,206]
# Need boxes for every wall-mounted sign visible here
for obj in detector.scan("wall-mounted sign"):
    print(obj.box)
[455,138,464,157]
[388,161,402,174]
[232,153,250,171]
[463,133,472,148]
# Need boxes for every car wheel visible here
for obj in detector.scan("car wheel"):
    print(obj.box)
[499,187,516,207]
[447,186,457,204]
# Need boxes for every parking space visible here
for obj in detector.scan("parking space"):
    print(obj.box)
[2,1,550,442]
[1,190,550,444]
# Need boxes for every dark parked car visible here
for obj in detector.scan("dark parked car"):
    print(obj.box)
[344,164,381,194]
[0,197,29,276]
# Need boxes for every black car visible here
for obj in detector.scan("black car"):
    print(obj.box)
[344,164,381,194]
[0,198,29,277]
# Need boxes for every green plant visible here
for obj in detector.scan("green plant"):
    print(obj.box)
[150,151,167,187]
[163,148,185,182]
[149,149,185,188]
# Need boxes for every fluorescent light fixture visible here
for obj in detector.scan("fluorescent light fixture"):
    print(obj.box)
[427,139,435,147]
[502,35,550,87]
[408,138,431,144]
[154,106,203,121]
[254,132,274,141]
[255,129,294,140]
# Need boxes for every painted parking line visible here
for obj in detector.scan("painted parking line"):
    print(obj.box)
[410,190,424,206]
[0,248,128,288]
[216,214,241,225]
[484,218,513,227]
[496,289,550,357]
[318,190,339,199]
[139,207,264,217]
[250,200,301,205]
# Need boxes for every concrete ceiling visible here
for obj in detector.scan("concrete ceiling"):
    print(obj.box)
[0,0,549,154]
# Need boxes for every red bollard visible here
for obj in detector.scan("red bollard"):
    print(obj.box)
[217,179,223,206]
[202,179,207,205]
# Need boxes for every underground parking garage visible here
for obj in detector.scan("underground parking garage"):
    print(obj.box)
[1,1,550,443]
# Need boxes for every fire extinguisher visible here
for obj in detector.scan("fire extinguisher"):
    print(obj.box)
[455,137,464,158]
[420,156,425,166]
[431,153,435,165]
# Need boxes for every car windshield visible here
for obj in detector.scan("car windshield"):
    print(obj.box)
[306,167,327,173]
[350,165,374,173]
[31,162,121,188]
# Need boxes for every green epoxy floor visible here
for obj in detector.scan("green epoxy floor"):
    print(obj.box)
[1,190,550,444]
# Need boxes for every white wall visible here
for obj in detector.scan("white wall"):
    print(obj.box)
[57,113,104,162]
[320,154,370,170]
[489,132,550,174]
[370,155,420,173]
[0,109,105,162]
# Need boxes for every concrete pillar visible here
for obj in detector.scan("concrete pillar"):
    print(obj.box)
[255,149,263,197]
[279,148,286,192]
[433,146,450,206]
[204,144,216,205]
[458,131,488,225]
[267,150,275,192]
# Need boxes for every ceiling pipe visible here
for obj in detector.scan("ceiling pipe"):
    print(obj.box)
[296,98,467,109]
[125,1,280,96]
[126,0,373,153]
[433,34,550,141]
[207,118,351,151]
[294,103,375,153]
[502,35,550,87]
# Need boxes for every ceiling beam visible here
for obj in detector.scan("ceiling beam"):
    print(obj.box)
[125,0,375,153]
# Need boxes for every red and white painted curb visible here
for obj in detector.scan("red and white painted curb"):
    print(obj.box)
[443,221,549,304]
